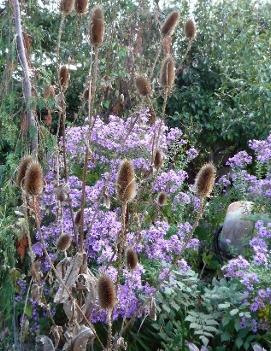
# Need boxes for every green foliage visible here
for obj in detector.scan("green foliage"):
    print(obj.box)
[168,0,271,157]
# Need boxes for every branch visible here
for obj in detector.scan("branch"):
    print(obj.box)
[11,0,38,154]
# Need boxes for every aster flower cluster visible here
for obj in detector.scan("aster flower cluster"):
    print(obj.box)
[223,220,271,332]
[16,109,201,327]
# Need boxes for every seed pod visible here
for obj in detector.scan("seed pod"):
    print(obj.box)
[24,161,43,196]
[126,248,138,270]
[31,283,41,301]
[153,150,163,170]
[75,210,82,226]
[89,6,105,47]
[44,85,55,99]
[56,234,72,251]
[116,160,137,203]
[148,108,156,125]
[97,275,116,310]
[17,155,33,187]
[59,65,70,92]
[195,162,216,198]
[23,32,32,53]
[75,0,88,15]
[135,76,152,97]
[55,185,67,202]
[185,19,197,40]
[160,56,175,90]
[161,10,180,37]
[157,192,167,206]
[31,260,43,282]
[60,0,75,15]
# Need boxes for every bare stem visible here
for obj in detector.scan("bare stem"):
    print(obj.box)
[11,0,38,153]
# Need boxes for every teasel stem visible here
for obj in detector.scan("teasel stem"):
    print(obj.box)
[116,202,128,287]
[79,46,99,253]
[19,277,33,344]
[32,203,104,349]
[107,310,113,351]
[56,14,65,64]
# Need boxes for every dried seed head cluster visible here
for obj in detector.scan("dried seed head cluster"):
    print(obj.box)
[75,210,82,226]
[195,162,216,198]
[154,150,164,170]
[148,108,156,125]
[75,0,88,15]
[44,85,55,99]
[161,10,180,37]
[157,192,167,206]
[135,76,152,97]
[60,0,75,15]
[116,160,137,203]
[160,56,175,90]
[97,275,116,310]
[59,65,70,91]
[126,248,138,270]
[185,19,197,40]
[24,161,43,196]
[56,234,72,251]
[90,6,105,47]
[17,155,33,186]
[55,186,67,202]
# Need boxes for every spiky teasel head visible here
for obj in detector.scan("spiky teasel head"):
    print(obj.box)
[157,192,167,206]
[184,19,197,41]
[116,160,137,203]
[126,248,138,270]
[97,275,116,310]
[17,155,33,187]
[59,65,70,92]
[154,150,164,170]
[161,10,180,37]
[135,76,152,97]
[160,55,175,90]
[74,210,82,226]
[24,161,43,196]
[44,85,55,99]
[75,0,88,15]
[90,5,105,47]
[56,233,72,251]
[55,185,67,202]
[195,162,216,198]
[60,0,75,15]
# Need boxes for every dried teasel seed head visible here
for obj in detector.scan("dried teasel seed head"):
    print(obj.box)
[56,234,72,251]
[90,5,105,47]
[31,260,43,282]
[59,65,70,91]
[116,159,137,203]
[31,283,41,301]
[75,0,88,15]
[74,210,82,226]
[17,155,33,187]
[97,275,116,310]
[185,19,197,40]
[60,0,75,15]
[135,76,152,97]
[161,10,180,37]
[160,55,175,90]
[126,248,138,270]
[154,150,164,170]
[148,108,156,125]
[24,161,43,196]
[44,85,55,99]
[157,192,167,206]
[55,186,67,202]
[195,162,216,198]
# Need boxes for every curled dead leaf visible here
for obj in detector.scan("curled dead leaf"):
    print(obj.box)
[35,335,55,351]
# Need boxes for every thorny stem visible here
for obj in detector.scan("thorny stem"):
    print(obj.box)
[56,14,65,64]
[116,202,128,287]
[107,310,113,351]
[32,204,105,349]
[11,0,38,154]
[19,277,33,344]
[79,47,99,253]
